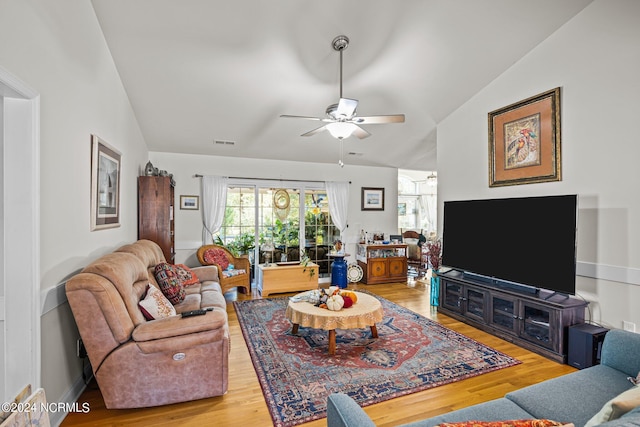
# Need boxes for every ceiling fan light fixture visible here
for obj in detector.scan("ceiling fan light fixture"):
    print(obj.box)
[327,122,357,139]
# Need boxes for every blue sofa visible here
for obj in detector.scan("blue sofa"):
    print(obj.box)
[327,329,640,427]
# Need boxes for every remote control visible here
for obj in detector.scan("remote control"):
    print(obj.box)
[181,309,207,318]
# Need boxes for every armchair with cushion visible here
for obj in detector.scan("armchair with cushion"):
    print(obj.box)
[197,244,250,294]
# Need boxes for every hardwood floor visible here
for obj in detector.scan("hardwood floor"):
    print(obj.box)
[61,280,577,426]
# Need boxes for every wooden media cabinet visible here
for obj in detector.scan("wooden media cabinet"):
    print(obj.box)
[438,269,588,363]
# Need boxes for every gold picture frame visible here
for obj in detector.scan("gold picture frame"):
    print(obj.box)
[488,87,561,187]
[91,135,121,230]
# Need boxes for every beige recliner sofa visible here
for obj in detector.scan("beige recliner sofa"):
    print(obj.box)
[66,240,229,409]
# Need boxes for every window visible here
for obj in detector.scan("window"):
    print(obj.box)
[216,184,337,280]
[398,171,437,235]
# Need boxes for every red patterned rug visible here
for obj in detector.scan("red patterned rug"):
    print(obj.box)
[233,292,520,427]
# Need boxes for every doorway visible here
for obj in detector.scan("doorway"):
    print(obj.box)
[0,68,40,402]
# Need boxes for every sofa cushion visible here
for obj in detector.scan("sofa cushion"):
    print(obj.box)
[154,263,186,304]
[175,264,199,286]
[597,406,640,427]
[600,329,640,377]
[138,284,176,320]
[400,398,535,427]
[506,365,633,427]
[584,386,640,427]
[203,248,230,270]
[222,269,246,278]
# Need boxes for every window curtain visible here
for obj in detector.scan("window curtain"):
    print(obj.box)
[420,194,437,235]
[325,181,349,236]
[201,175,229,244]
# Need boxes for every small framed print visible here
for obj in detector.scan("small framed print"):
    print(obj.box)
[91,135,121,230]
[488,87,561,187]
[180,195,199,210]
[361,187,385,211]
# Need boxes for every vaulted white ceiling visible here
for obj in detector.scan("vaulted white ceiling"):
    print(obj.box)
[91,0,593,170]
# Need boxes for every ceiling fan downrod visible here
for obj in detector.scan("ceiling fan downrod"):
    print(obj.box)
[332,35,349,99]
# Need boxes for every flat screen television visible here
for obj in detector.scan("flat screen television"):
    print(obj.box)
[441,194,578,295]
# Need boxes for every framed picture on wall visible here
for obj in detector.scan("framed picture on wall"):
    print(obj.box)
[180,195,199,210]
[488,87,561,187]
[90,135,121,230]
[361,187,385,211]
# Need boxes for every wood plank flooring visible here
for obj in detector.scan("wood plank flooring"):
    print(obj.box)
[61,280,577,426]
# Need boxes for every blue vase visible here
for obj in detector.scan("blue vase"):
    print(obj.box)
[430,271,440,306]
[331,256,348,289]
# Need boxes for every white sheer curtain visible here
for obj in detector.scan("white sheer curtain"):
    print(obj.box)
[325,181,349,236]
[420,194,437,235]
[201,175,229,244]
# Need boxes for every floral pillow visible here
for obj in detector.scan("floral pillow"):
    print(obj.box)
[436,421,565,427]
[138,284,176,320]
[174,264,199,286]
[154,262,186,304]
[203,249,230,270]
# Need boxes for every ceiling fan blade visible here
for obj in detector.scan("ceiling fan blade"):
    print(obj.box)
[301,125,328,137]
[336,98,358,118]
[280,114,324,121]
[353,114,405,124]
[351,125,371,139]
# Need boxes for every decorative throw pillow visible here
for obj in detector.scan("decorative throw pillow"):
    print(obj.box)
[138,284,176,320]
[203,249,230,270]
[174,264,199,286]
[436,421,565,427]
[154,262,186,304]
[584,386,640,427]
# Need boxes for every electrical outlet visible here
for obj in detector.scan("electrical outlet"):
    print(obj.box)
[623,321,636,333]
[77,339,87,358]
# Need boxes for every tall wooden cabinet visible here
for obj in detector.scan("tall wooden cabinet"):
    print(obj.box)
[138,176,175,261]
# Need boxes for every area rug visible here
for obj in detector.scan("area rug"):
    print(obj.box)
[233,292,520,427]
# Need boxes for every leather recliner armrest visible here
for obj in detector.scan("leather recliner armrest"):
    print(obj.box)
[132,309,227,342]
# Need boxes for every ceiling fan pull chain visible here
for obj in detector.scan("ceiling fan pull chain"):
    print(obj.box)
[339,139,345,168]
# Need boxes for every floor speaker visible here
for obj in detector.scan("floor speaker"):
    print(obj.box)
[568,323,609,369]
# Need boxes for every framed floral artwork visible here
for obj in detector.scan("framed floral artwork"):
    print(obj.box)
[91,135,121,230]
[488,87,561,187]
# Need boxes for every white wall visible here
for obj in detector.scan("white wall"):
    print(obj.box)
[438,0,640,330]
[0,0,148,415]
[149,152,399,265]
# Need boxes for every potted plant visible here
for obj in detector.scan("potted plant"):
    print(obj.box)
[228,232,256,257]
[426,239,442,306]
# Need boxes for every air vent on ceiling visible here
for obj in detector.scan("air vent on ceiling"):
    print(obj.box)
[348,152,364,156]
[213,139,235,146]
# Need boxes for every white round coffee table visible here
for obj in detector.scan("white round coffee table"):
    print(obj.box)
[285,291,384,355]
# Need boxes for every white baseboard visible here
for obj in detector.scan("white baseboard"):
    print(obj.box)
[49,373,89,427]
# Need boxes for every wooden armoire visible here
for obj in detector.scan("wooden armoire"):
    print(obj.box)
[138,176,175,261]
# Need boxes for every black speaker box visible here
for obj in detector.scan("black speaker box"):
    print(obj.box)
[568,323,609,369]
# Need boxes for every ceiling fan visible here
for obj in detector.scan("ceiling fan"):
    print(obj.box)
[281,35,405,141]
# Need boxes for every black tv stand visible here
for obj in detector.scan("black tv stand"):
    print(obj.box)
[438,270,588,363]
